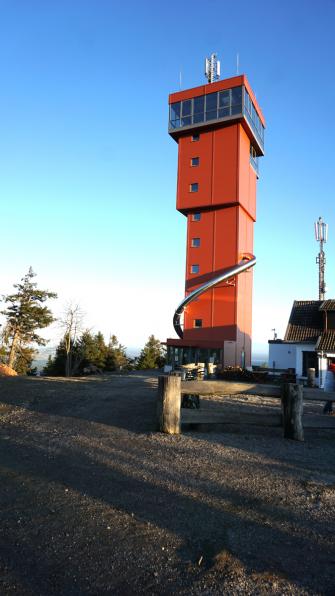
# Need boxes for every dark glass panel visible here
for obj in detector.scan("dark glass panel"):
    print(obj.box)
[193,95,204,114]
[219,89,230,108]
[205,92,217,113]
[218,106,230,118]
[170,102,181,120]
[181,116,191,126]
[206,110,217,121]
[231,104,242,115]
[232,86,242,105]
[193,112,204,124]
[182,99,192,116]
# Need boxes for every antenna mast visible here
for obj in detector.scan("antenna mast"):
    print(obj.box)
[205,53,221,83]
[315,216,328,300]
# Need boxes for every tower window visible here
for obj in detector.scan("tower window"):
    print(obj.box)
[191,157,199,167]
[192,134,200,141]
[250,144,259,174]
[190,183,198,192]
[191,264,199,274]
[194,319,202,328]
[191,238,200,247]
[192,213,201,221]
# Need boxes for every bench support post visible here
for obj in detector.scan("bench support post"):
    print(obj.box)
[281,383,304,441]
[157,375,181,434]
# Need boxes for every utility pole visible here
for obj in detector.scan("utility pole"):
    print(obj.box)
[314,216,328,301]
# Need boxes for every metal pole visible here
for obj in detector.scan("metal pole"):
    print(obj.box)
[319,237,325,300]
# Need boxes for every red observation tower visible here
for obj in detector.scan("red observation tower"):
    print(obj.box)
[166,56,265,369]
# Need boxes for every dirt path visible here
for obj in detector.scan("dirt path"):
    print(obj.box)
[0,373,335,595]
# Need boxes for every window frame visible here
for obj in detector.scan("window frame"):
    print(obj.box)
[191,157,199,167]
[192,213,201,221]
[191,237,200,248]
[189,182,199,193]
[193,319,203,328]
[190,264,199,274]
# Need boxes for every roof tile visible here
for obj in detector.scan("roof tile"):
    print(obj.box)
[316,330,335,352]
[284,301,323,343]
[320,300,335,311]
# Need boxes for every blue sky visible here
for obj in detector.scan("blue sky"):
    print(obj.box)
[1,0,335,357]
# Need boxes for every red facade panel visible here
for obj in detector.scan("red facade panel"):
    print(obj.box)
[177,134,213,212]
[212,126,238,207]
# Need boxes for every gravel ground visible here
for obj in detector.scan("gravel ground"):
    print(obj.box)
[0,372,335,595]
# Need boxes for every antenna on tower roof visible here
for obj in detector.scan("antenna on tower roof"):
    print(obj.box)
[205,53,221,84]
[315,216,328,300]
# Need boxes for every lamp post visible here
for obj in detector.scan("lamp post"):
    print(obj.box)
[314,216,328,301]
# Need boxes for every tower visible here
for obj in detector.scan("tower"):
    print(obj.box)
[166,59,265,368]
[315,216,328,301]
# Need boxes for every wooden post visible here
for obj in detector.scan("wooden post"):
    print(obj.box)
[281,383,304,441]
[307,367,315,388]
[157,375,181,434]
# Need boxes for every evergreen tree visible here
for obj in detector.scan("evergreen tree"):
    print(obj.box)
[1,268,57,371]
[14,345,36,375]
[0,324,8,363]
[77,330,107,370]
[136,335,166,370]
[105,335,128,370]
[43,331,130,376]
[43,340,70,376]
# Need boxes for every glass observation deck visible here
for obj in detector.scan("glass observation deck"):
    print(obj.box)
[169,85,264,155]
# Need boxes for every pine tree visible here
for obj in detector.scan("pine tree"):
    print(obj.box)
[1,268,57,371]
[43,340,70,376]
[105,335,128,371]
[136,335,166,370]
[14,345,36,375]
[77,330,107,370]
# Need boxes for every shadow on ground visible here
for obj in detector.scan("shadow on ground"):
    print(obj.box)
[0,374,334,594]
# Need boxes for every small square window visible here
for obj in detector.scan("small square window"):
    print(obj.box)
[192,134,200,141]
[191,264,199,274]
[191,238,200,247]
[192,213,201,221]
[194,319,202,328]
[191,157,199,167]
[190,183,198,193]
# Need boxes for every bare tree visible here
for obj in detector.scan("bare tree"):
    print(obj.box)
[60,303,84,377]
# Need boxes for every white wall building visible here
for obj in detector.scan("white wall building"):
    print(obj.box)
[268,300,335,387]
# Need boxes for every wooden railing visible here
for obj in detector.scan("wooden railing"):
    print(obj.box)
[156,377,335,441]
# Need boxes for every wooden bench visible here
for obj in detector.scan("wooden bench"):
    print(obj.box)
[156,377,335,441]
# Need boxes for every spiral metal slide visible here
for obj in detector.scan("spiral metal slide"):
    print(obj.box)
[173,255,256,339]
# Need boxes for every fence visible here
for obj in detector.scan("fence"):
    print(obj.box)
[156,377,335,441]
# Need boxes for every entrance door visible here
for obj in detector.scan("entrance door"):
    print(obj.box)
[302,351,319,378]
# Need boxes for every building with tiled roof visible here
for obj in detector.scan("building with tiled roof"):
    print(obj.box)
[268,299,335,387]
